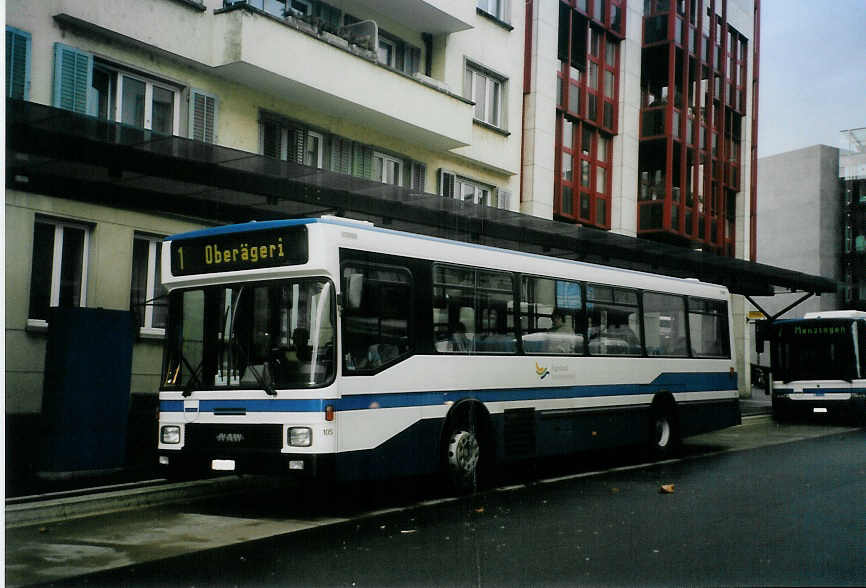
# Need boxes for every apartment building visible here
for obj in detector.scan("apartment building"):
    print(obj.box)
[5,0,525,475]
[6,0,768,475]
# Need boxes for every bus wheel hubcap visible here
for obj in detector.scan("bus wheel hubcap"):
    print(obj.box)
[448,430,480,476]
[655,418,671,447]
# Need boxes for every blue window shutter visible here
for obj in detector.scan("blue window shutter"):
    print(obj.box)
[53,43,93,114]
[6,27,31,100]
[189,88,218,143]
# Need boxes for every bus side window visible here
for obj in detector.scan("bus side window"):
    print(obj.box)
[643,292,688,357]
[520,276,585,355]
[688,298,730,358]
[342,263,413,373]
[433,264,516,354]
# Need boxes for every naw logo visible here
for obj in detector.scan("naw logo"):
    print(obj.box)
[535,362,550,380]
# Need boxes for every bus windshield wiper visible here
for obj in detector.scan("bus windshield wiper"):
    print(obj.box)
[232,341,277,396]
[181,355,203,398]
[226,286,277,396]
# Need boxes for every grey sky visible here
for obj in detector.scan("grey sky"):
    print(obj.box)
[757,0,866,157]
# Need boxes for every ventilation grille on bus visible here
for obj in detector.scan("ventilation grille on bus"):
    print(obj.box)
[504,408,536,457]
[184,424,283,451]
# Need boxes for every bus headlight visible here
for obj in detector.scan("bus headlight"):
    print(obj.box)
[287,427,312,447]
[161,425,181,444]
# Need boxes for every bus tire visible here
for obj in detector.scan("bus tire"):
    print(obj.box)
[442,408,490,494]
[649,399,679,458]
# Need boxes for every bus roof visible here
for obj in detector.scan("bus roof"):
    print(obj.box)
[802,311,866,320]
[165,216,730,296]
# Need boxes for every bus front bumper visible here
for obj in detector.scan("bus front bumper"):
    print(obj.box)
[158,449,336,479]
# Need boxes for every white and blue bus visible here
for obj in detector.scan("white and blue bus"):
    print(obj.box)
[157,216,740,490]
[770,311,866,422]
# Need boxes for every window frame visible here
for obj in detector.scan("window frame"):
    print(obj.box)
[27,218,91,329]
[520,274,586,356]
[439,169,503,208]
[92,62,181,134]
[372,151,403,186]
[377,36,397,68]
[305,130,324,168]
[477,0,511,23]
[465,62,506,129]
[131,234,168,337]
[432,262,517,355]
[341,261,415,375]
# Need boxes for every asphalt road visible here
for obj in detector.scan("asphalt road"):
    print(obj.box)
[25,425,865,588]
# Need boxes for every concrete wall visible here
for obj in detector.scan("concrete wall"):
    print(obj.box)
[4,191,204,415]
[755,145,841,318]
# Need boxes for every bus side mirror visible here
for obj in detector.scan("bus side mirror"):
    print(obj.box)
[755,320,768,354]
[346,273,364,311]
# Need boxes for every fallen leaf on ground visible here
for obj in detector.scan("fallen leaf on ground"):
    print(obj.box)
[659,484,675,494]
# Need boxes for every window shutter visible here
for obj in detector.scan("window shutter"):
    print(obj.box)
[261,119,280,158]
[411,162,427,191]
[53,43,92,114]
[286,127,307,165]
[6,27,31,100]
[438,169,456,198]
[352,144,373,178]
[189,89,218,144]
[331,138,352,174]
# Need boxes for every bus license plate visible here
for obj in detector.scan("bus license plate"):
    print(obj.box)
[813,407,828,414]
[212,459,236,471]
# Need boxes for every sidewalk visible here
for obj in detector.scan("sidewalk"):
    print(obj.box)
[740,391,773,417]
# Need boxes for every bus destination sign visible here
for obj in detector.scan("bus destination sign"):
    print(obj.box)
[170,226,308,276]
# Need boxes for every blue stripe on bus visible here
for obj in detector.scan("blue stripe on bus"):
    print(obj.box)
[159,371,736,414]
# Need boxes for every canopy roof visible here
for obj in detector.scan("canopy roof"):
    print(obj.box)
[7,100,837,297]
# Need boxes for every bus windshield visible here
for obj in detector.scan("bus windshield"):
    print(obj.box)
[772,320,859,383]
[163,278,336,391]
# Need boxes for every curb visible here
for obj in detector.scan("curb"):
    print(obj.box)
[5,476,263,528]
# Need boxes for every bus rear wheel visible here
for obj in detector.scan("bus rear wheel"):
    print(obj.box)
[649,403,679,457]
[445,425,482,494]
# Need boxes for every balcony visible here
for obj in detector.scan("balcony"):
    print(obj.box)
[341,0,473,34]
[52,0,475,151]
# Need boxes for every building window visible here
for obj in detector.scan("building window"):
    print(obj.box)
[372,28,421,75]
[288,0,312,16]
[465,64,504,128]
[28,218,90,325]
[378,36,396,67]
[305,131,324,168]
[260,114,322,167]
[556,115,612,228]
[439,170,505,208]
[91,63,180,134]
[373,152,403,186]
[477,0,510,23]
[6,26,31,100]
[53,44,182,135]
[131,235,168,334]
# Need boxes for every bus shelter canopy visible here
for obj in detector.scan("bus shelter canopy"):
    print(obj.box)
[6,100,837,298]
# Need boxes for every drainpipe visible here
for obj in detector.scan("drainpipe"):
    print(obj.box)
[520,0,534,207]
